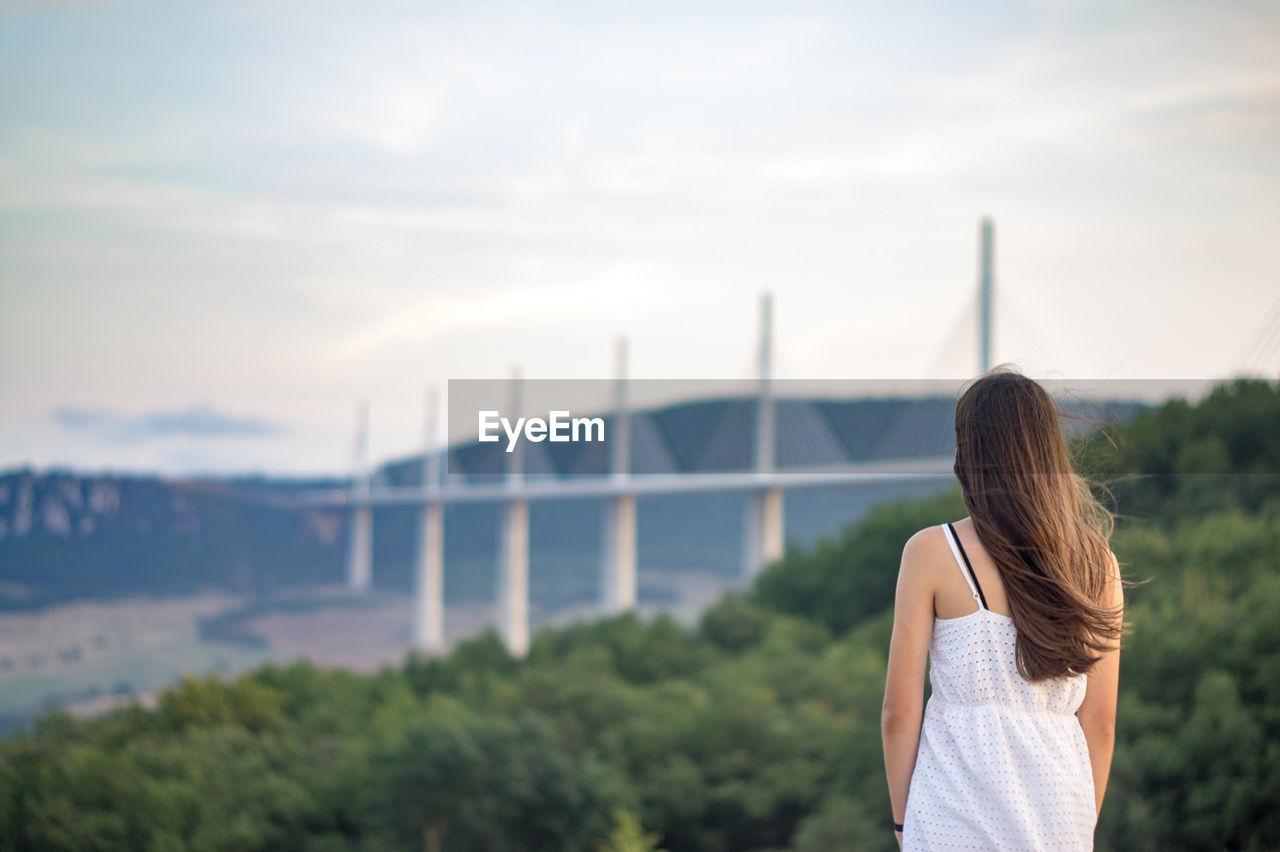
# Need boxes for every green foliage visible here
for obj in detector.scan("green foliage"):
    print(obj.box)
[403,629,517,702]
[1097,533,1280,851]
[364,709,628,852]
[752,487,967,635]
[157,673,287,734]
[2,376,1277,850]
[599,808,669,852]
[527,612,716,685]
[698,592,774,653]
[1077,377,1280,526]
[790,793,896,852]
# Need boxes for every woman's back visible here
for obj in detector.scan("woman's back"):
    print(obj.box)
[902,522,1095,850]
[931,518,1010,619]
[929,520,1088,713]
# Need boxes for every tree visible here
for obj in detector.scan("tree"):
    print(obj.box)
[599,808,669,852]
[366,709,629,852]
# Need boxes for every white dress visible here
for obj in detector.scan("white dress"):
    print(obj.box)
[902,523,1096,851]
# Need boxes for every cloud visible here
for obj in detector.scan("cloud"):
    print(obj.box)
[50,405,286,443]
[3,0,1279,477]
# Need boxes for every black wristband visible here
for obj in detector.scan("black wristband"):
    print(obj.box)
[892,818,904,832]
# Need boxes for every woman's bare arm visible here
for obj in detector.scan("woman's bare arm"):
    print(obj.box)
[882,530,937,843]
[1077,551,1124,817]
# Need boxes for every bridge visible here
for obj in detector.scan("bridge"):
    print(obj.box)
[306,219,1001,657]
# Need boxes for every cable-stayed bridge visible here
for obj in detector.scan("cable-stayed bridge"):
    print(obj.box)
[298,219,1093,658]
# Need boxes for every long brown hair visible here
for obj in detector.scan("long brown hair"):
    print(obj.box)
[953,365,1125,681]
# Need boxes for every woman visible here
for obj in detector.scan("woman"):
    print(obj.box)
[881,367,1126,850]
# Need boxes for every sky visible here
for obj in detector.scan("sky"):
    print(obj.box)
[1,0,1278,477]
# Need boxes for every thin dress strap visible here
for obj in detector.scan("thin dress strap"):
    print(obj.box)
[942,523,989,611]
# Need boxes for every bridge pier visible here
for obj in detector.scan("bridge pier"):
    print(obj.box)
[743,488,784,578]
[413,501,444,653]
[499,499,530,657]
[413,391,445,654]
[347,400,373,593]
[601,494,637,613]
[347,505,373,592]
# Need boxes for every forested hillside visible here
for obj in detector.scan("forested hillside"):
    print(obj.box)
[0,378,1275,851]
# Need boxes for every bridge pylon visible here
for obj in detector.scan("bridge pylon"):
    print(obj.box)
[743,292,785,578]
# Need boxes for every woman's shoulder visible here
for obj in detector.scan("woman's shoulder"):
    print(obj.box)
[902,523,941,552]
[902,518,968,552]
[900,523,958,572]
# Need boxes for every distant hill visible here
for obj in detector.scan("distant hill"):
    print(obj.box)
[0,472,348,609]
[0,394,1146,612]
